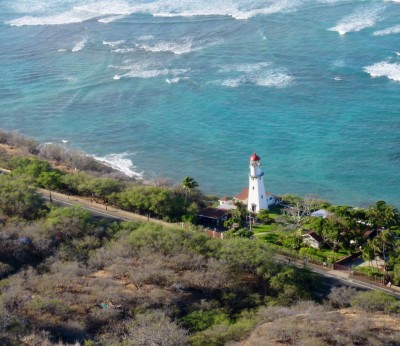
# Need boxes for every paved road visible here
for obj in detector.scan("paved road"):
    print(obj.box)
[38,188,181,229]
[275,254,400,298]
[39,188,400,299]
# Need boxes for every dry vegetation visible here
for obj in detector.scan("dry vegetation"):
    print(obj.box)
[237,301,400,346]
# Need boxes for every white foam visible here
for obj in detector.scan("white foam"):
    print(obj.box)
[217,62,292,88]
[166,77,188,84]
[7,0,302,26]
[150,0,301,20]
[72,38,87,52]
[98,15,127,23]
[111,62,189,80]
[58,48,67,52]
[219,62,271,73]
[93,152,142,178]
[329,4,385,35]
[103,40,125,48]
[364,61,400,82]
[137,35,154,41]
[7,1,134,26]
[373,24,400,36]
[61,139,69,144]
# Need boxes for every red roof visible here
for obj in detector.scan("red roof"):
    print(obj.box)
[250,152,260,161]
[303,230,325,243]
[197,207,228,220]
[234,187,249,201]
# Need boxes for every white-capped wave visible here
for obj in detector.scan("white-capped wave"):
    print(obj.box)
[103,40,125,48]
[112,48,136,53]
[166,77,189,84]
[7,0,302,26]
[72,38,87,52]
[137,35,154,41]
[364,61,400,82]
[373,24,400,36]
[7,1,133,26]
[151,0,301,20]
[98,15,127,23]
[219,62,272,73]
[136,38,196,55]
[329,4,385,35]
[111,63,189,80]
[93,152,142,178]
[216,62,292,88]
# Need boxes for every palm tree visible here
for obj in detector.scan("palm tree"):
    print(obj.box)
[181,176,199,204]
[367,200,399,229]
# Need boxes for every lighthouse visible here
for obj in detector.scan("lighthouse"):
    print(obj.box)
[248,153,268,213]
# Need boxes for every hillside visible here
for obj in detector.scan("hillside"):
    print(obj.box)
[236,304,400,346]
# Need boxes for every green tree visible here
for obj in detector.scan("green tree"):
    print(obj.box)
[257,209,273,224]
[37,171,63,202]
[181,176,199,204]
[0,175,43,219]
[224,202,248,229]
[320,217,343,252]
[367,200,400,229]
[88,177,124,202]
[12,157,52,181]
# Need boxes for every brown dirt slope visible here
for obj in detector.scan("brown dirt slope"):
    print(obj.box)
[237,307,400,346]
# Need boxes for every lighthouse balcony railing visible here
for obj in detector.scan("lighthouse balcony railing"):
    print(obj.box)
[249,172,264,178]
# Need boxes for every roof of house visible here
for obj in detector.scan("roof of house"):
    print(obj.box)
[302,230,324,243]
[234,187,249,201]
[219,196,230,202]
[311,209,331,218]
[363,229,377,239]
[197,207,228,220]
[234,187,272,201]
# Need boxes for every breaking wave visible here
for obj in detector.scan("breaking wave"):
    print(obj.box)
[216,62,293,88]
[111,63,189,80]
[364,61,400,82]
[72,38,87,52]
[7,0,302,26]
[329,4,385,35]
[135,37,222,55]
[373,24,400,36]
[93,152,143,177]
[103,40,125,48]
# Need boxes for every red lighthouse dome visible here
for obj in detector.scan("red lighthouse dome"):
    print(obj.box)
[250,152,260,161]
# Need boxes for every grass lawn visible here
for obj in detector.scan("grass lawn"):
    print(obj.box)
[314,248,348,258]
[267,206,282,219]
[252,224,286,244]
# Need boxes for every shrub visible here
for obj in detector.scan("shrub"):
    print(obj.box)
[351,290,400,313]
[180,309,229,332]
[327,286,357,308]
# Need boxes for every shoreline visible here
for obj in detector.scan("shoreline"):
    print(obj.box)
[1,130,398,208]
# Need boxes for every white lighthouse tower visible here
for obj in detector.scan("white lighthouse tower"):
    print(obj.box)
[248,153,268,213]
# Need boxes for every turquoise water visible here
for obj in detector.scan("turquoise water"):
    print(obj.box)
[0,0,399,206]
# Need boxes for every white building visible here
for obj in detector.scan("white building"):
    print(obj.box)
[247,153,273,213]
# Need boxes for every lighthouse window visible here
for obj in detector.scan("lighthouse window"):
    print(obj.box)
[252,187,254,190]
[261,195,263,199]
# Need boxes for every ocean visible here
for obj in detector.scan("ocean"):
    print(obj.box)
[0,0,399,207]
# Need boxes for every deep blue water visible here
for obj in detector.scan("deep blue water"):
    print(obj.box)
[0,0,399,206]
